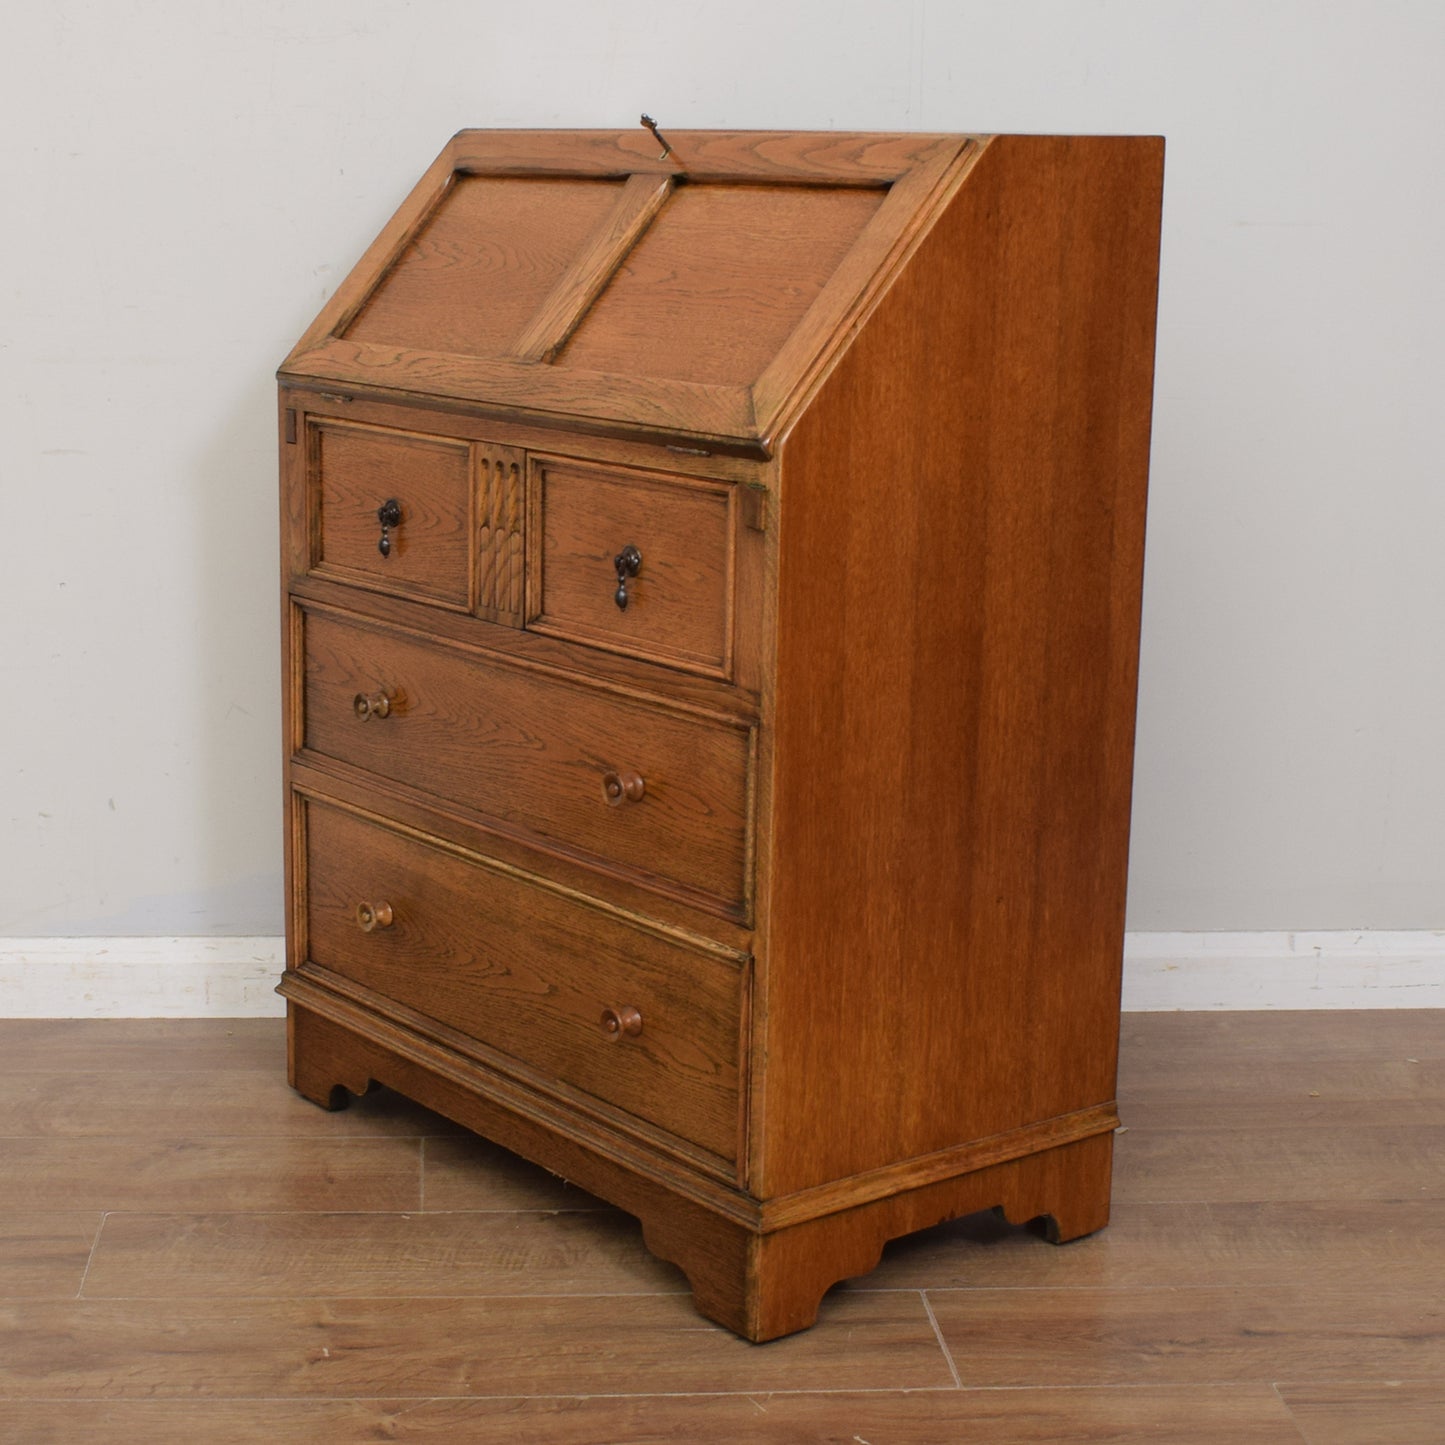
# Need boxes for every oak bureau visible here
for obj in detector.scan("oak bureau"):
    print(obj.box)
[277,128,1164,1340]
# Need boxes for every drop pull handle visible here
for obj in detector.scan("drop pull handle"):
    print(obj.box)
[600,1005,643,1041]
[377,499,401,557]
[602,771,645,807]
[355,900,394,932]
[613,544,642,610]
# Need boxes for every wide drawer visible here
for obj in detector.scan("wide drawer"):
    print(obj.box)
[307,417,473,608]
[302,798,745,1160]
[300,606,754,917]
[527,456,735,678]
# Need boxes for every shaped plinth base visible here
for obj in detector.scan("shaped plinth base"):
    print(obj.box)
[285,997,1114,1342]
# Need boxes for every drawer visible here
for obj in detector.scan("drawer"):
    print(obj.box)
[308,417,472,608]
[527,457,734,678]
[300,607,754,917]
[302,799,745,1161]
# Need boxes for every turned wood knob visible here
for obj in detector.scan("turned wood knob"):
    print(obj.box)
[602,770,646,806]
[600,1005,643,1040]
[355,900,394,932]
[352,690,392,720]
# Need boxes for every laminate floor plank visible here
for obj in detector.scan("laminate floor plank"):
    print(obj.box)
[0,1136,421,1212]
[0,1386,1307,1444]
[1277,1381,1445,1444]
[0,1012,1440,1442]
[83,1210,682,1298]
[927,1284,1445,1387]
[866,1198,1445,1291]
[0,1214,102,1299]
[422,1134,608,1211]
[0,1018,285,1072]
[1117,1011,1445,1073]
[1112,1124,1445,1203]
[0,1291,950,1400]
[0,1071,466,1137]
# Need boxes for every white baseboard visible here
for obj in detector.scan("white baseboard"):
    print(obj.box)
[0,937,287,1018]
[1,931,1442,1018]
[1121,930,1445,1010]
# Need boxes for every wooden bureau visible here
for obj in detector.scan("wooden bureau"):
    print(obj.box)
[278,128,1164,1341]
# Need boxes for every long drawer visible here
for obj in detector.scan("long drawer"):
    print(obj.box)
[299,606,754,917]
[301,799,746,1161]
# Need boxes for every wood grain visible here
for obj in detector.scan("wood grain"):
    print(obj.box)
[0,1387,1306,1444]
[0,1215,101,1299]
[527,455,737,677]
[300,605,754,914]
[309,418,472,607]
[421,1133,607,1211]
[557,183,885,386]
[759,134,1164,1196]
[1113,1124,1445,1202]
[1276,1382,1445,1444]
[302,799,745,1160]
[867,1197,1445,1291]
[0,1136,420,1212]
[928,1284,1445,1387]
[344,176,625,358]
[81,1210,679,1298]
[509,173,674,363]
[0,1018,283,1072]
[0,1290,948,1399]
[0,1069,463,1138]
[1,1014,1441,1437]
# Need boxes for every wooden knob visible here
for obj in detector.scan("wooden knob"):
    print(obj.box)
[602,770,646,807]
[355,900,394,932]
[352,691,392,720]
[600,1005,643,1040]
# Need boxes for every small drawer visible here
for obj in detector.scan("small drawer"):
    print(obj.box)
[309,417,472,608]
[300,607,754,918]
[302,799,745,1161]
[527,457,734,678]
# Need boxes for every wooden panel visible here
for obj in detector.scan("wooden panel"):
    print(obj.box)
[527,457,735,676]
[450,127,974,183]
[283,337,759,452]
[474,440,525,625]
[758,136,1165,1195]
[300,607,753,915]
[343,176,625,357]
[302,800,745,1160]
[558,183,886,386]
[309,418,471,608]
[510,173,674,362]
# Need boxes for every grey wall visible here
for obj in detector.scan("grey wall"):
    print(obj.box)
[3,1,1441,943]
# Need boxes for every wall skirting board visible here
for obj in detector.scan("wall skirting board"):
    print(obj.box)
[0,932,1442,1018]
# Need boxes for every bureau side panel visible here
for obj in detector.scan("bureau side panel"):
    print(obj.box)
[758,134,1164,1197]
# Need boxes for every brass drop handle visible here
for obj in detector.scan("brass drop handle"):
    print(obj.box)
[613,544,642,610]
[602,770,646,807]
[353,691,392,720]
[600,1005,643,1041]
[377,499,401,557]
[355,900,394,932]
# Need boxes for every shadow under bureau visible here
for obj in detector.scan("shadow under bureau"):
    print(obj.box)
[277,128,1164,1341]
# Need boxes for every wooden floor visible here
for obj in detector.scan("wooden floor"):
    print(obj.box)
[1,1012,1441,1443]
